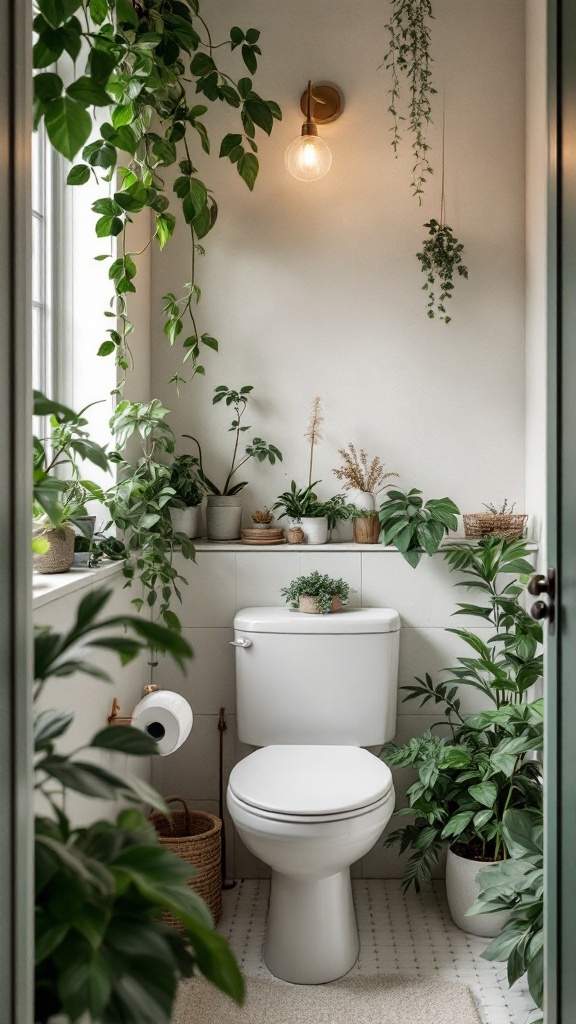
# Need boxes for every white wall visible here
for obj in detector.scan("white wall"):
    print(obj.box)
[525,0,548,563]
[149,0,526,521]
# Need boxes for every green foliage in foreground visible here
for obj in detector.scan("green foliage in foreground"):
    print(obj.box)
[378,488,459,566]
[34,587,243,1023]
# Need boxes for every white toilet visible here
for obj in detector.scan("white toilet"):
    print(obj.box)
[226,606,400,985]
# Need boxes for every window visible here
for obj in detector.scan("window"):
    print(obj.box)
[31,124,55,397]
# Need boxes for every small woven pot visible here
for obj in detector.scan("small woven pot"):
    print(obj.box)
[463,513,528,539]
[353,513,381,544]
[298,595,342,614]
[149,797,222,927]
[206,495,243,541]
[34,525,75,574]
[286,526,305,544]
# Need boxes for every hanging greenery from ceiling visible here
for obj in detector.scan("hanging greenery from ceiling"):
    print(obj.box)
[382,0,436,202]
[33,0,281,386]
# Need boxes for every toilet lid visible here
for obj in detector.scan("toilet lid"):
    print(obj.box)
[228,745,393,817]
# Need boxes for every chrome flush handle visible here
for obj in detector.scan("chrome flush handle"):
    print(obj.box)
[229,637,253,648]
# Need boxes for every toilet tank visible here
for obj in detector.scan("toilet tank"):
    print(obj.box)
[233,607,400,747]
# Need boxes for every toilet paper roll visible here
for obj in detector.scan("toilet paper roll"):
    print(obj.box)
[131,690,193,756]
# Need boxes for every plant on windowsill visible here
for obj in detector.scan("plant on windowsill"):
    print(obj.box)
[382,539,543,938]
[33,1,281,387]
[167,454,204,540]
[106,399,195,632]
[281,570,354,615]
[183,385,282,541]
[378,487,460,566]
[33,392,109,572]
[34,586,243,1024]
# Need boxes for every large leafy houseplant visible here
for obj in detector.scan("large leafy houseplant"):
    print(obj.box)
[183,385,282,496]
[33,0,281,382]
[378,487,460,566]
[106,399,195,631]
[34,587,243,1023]
[382,538,543,890]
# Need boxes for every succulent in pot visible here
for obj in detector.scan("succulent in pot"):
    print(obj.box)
[183,385,282,541]
[281,570,354,615]
[251,507,273,529]
[168,454,203,539]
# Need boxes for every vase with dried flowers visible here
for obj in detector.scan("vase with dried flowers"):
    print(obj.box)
[333,443,398,512]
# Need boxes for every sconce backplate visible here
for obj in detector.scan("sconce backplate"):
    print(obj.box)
[300,83,343,124]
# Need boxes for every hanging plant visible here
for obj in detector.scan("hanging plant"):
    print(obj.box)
[415,113,468,323]
[33,0,281,386]
[416,219,468,323]
[382,0,436,201]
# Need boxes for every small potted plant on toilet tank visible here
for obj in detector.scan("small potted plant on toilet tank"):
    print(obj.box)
[281,570,353,614]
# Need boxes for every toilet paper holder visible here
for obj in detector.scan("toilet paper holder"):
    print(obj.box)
[108,684,159,726]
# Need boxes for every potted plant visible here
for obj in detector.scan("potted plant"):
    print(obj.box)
[332,443,398,512]
[463,499,528,540]
[167,454,203,539]
[183,385,282,541]
[382,538,543,935]
[281,570,353,615]
[251,507,274,530]
[351,506,382,544]
[272,480,326,541]
[33,394,108,573]
[468,807,543,1019]
[34,587,243,1022]
[378,487,460,566]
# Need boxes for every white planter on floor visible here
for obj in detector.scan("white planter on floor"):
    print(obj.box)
[169,505,200,538]
[446,848,511,938]
[300,515,329,544]
[206,495,243,541]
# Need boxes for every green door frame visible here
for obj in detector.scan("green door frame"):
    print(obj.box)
[546,1,576,1020]
[0,1,34,1022]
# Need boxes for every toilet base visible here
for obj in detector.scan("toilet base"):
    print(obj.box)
[264,868,359,984]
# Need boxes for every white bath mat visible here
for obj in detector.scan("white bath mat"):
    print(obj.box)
[173,972,483,1023]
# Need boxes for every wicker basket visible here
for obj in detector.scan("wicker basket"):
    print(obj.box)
[463,513,528,539]
[149,797,222,927]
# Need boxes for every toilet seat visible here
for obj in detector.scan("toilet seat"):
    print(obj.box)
[228,745,393,823]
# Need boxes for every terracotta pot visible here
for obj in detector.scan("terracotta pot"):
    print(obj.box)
[446,848,511,937]
[298,595,342,614]
[353,513,381,544]
[34,525,75,574]
[206,495,242,541]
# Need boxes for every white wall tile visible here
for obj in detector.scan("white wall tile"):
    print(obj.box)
[154,627,236,714]
[360,552,484,627]
[175,551,236,627]
[235,551,299,611]
[151,711,237,804]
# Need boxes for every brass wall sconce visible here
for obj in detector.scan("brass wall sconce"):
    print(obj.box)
[285,81,343,181]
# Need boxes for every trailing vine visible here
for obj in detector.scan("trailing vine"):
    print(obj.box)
[382,0,436,201]
[33,0,281,387]
[416,219,467,322]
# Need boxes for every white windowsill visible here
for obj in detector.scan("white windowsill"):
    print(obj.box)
[32,559,126,609]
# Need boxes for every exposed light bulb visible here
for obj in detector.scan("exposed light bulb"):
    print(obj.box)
[285,134,332,181]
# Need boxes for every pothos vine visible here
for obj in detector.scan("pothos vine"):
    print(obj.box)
[33,0,281,388]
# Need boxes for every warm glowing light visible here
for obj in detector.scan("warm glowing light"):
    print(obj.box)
[285,134,332,182]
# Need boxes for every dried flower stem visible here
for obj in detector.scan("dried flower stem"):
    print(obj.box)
[305,396,324,488]
[333,443,398,493]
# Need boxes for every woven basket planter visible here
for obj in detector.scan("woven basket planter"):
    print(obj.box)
[149,797,222,927]
[34,525,75,574]
[463,513,528,540]
[298,595,342,614]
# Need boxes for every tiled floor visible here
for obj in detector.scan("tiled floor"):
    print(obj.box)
[218,879,538,1024]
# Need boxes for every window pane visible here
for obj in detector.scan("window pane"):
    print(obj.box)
[32,215,42,305]
[31,304,44,393]
[31,128,43,215]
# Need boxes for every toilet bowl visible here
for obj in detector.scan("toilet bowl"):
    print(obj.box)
[227,744,395,984]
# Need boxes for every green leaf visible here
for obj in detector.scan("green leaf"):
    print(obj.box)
[34,709,75,750]
[66,163,91,185]
[44,97,92,160]
[156,212,176,249]
[34,71,63,103]
[468,781,498,808]
[89,726,159,755]
[241,44,257,74]
[219,132,242,158]
[237,152,258,191]
[89,0,108,23]
[244,97,273,135]
[67,76,111,107]
[89,48,117,86]
[37,0,80,29]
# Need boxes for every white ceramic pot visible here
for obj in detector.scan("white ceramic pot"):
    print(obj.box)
[300,515,329,544]
[347,488,376,513]
[445,848,511,937]
[170,505,200,539]
[206,495,243,541]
